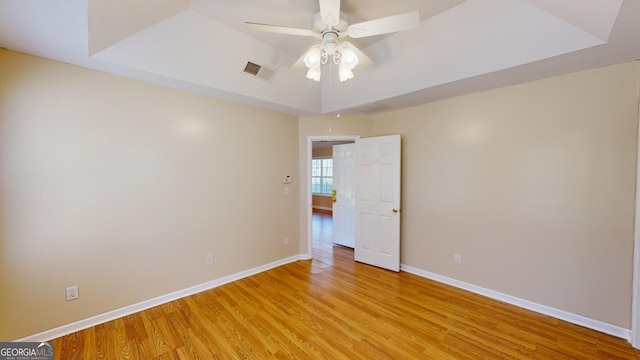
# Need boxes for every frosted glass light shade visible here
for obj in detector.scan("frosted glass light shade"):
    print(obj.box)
[306,67,321,82]
[304,46,322,69]
[339,66,354,82]
[340,48,358,70]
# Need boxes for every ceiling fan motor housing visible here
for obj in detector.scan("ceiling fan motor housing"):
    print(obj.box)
[312,11,349,33]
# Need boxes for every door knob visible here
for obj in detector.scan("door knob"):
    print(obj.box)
[392,208,399,213]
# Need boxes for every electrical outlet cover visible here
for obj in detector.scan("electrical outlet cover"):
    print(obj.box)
[66,285,79,301]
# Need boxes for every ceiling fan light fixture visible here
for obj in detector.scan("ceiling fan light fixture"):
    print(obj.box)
[306,67,322,82]
[338,65,354,82]
[339,47,358,70]
[303,43,358,83]
[304,46,323,69]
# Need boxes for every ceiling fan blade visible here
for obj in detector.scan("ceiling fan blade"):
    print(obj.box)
[347,11,420,38]
[245,22,321,38]
[319,0,341,27]
[341,42,374,68]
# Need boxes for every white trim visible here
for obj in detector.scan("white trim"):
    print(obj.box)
[631,85,640,348]
[15,255,302,342]
[305,135,360,260]
[400,264,632,341]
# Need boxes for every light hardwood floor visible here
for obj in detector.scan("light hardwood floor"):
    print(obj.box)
[52,213,640,359]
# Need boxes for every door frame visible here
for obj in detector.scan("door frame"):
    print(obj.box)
[631,99,640,348]
[304,135,360,260]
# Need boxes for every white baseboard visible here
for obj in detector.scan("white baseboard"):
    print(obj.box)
[20,257,629,343]
[16,255,302,342]
[400,264,632,342]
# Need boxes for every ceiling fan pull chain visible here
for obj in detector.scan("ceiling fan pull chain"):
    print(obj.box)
[330,60,334,123]
[329,60,341,119]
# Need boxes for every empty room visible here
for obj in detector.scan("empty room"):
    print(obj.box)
[2,0,640,358]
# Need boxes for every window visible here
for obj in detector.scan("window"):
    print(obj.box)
[312,158,333,194]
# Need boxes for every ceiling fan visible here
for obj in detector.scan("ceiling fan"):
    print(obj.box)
[245,0,420,82]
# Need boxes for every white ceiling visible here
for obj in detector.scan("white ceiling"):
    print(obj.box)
[0,0,638,116]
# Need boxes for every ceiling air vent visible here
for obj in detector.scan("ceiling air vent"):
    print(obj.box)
[243,61,276,83]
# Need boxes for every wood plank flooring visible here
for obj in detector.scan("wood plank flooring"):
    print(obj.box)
[52,213,640,359]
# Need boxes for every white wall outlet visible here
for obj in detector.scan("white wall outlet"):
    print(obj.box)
[66,285,79,301]
[284,187,289,195]
[206,254,214,266]
[282,175,291,184]
[284,237,289,246]
[454,254,462,265]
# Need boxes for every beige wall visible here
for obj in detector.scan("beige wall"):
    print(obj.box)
[312,195,332,211]
[2,46,638,340]
[373,61,640,328]
[0,49,299,340]
[312,147,332,158]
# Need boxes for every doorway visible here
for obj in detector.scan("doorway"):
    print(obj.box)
[306,135,359,262]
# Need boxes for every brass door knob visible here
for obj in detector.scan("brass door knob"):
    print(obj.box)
[392,208,399,213]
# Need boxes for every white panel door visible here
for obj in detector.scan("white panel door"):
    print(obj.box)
[332,143,355,248]
[354,135,401,272]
